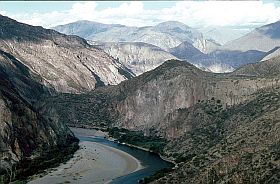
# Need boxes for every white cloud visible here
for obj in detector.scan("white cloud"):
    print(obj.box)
[3,1,280,29]
[0,10,6,15]
[69,2,97,20]
[177,1,280,28]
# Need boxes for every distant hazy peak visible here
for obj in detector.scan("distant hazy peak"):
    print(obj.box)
[221,19,280,52]
[54,20,125,28]
[154,21,191,28]
[255,20,280,39]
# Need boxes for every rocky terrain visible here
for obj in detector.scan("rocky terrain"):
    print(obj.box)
[0,15,132,94]
[0,47,78,183]
[53,20,219,53]
[0,14,137,183]
[1,13,280,184]
[40,59,279,134]
[154,88,280,184]
[231,55,280,78]
[0,14,133,183]
[95,39,262,74]
[95,42,177,76]
[39,56,280,183]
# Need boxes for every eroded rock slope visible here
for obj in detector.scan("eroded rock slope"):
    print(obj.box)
[0,15,132,94]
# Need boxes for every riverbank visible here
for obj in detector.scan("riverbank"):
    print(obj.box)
[71,127,109,138]
[72,127,177,166]
[28,129,143,184]
[118,142,177,166]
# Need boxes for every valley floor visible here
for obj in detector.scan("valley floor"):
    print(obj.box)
[28,128,143,184]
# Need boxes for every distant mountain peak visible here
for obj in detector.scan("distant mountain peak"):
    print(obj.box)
[255,20,280,39]
[52,20,209,51]
[56,20,125,28]
[155,21,190,28]
[222,19,280,52]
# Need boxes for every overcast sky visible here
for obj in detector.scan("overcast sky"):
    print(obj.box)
[1,1,280,29]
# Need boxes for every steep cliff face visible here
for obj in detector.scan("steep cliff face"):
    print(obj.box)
[0,15,131,93]
[0,50,77,182]
[112,61,278,135]
[154,88,280,184]
[0,50,50,103]
[0,86,75,181]
[95,42,177,76]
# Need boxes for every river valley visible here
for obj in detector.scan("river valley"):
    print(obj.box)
[28,128,173,184]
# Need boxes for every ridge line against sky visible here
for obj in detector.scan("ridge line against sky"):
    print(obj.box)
[1,1,280,30]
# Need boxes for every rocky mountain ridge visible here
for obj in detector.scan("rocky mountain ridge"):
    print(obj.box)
[166,44,266,73]
[0,15,132,94]
[261,47,280,61]
[53,20,219,53]
[39,58,280,136]
[53,19,280,74]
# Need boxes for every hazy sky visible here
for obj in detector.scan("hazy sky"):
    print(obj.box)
[1,1,280,29]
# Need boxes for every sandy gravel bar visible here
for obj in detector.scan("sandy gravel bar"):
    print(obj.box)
[28,140,142,184]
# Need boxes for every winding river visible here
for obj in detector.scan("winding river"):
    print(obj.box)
[79,136,174,184]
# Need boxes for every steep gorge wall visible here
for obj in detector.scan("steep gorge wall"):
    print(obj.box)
[114,67,279,138]
[0,17,81,181]
[0,92,74,173]
[39,60,280,140]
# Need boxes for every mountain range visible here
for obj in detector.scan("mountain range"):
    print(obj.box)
[54,20,280,73]
[41,57,280,183]
[53,20,220,53]
[41,18,280,184]
[0,14,280,184]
